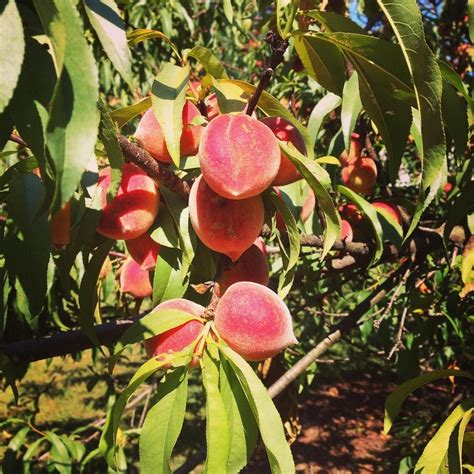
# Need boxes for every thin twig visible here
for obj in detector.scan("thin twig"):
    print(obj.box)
[387,307,408,360]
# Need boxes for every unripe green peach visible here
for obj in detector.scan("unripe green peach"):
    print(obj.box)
[189,175,265,261]
[260,116,306,186]
[215,244,269,297]
[120,257,152,299]
[214,282,297,361]
[144,299,205,362]
[135,101,204,163]
[199,113,280,199]
[96,163,160,241]
[125,232,160,271]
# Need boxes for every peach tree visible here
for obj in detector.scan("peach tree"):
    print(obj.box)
[0,0,472,472]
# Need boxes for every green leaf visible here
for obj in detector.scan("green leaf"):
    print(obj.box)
[187,46,228,79]
[100,355,190,470]
[281,143,340,259]
[97,99,123,201]
[469,0,474,43]
[0,156,38,189]
[338,185,384,264]
[384,369,474,434]
[442,82,468,160]
[46,431,71,474]
[376,0,446,238]
[220,345,295,474]
[341,72,362,151]
[447,409,473,474]
[6,173,51,316]
[153,246,189,305]
[140,367,189,474]
[128,28,181,62]
[151,62,190,167]
[110,96,151,129]
[219,353,258,472]
[150,203,181,248]
[0,0,25,114]
[293,32,346,96]
[33,0,100,213]
[439,60,473,109]
[84,0,132,86]
[202,345,230,473]
[216,79,313,159]
[79,239,114,346]
[265,189,300,299]
[307,93,342,150]
[443,181,474,246]
[415,399,474,473]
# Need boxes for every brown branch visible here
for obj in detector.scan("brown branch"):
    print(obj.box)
[118,135,190,197]
[246,30,289,116]
[9,133,27,147]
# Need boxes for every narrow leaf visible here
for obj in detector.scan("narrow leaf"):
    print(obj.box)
[188,46,228,79]
[110,96,151,129]
[341,72,362,151]
[307,93,342,150]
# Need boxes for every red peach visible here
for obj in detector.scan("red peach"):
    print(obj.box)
[135,101,204,163]
[189,175,265,261]
[204,93,220,121]
[300,188,316,223]
[51,201,71,249]
[96,163,160,241]
[253,237,267,256]
[125,232,160,271]
[340,133,361,166]
[340,203,364,225]
[214,282,297,361]
[144,299,205,361]
[260,116,306,186]
[341,157,377,195]
[372,201,402,226]
[215,244,269,297]
[199,113,281,199]
[120,257,153,299]
[339,219,353,242]
[443,182,453,193]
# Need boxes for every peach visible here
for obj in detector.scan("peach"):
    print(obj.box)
[134,101,204,163]
[339,219,353,242]
[300,188,316,222]
[215,244,269,297]
[372,201,402,226]
[341,157,377,195]
[125,232,160,271]
[144,299,205,361]
[443,182,453,194]
[51,201,71,249]
[215,282,297,361]
[96,163,160,241]
[260,116,306,186]
[340,133,362,166]
[199,113,280,199]
[340,203,364,225]
[204,93,220,121]
[119,257,152,299]
[253,237,267,256]
[189,175,264,261]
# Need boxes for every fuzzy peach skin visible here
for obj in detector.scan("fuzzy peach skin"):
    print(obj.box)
[300,188,316,223]
[199,113,281,199]
[134,101,204,164]
[51,201,71,249]
[119,257,153,299]
[189,175,265,261]
[96,163,160,241]
[339,219,354,242]
[260,116,306,186]
[341,157,377,195]
[144,299,205,362]
[339,133,362,166]
[372,201,402,226]
[215,244,269,297]
[125,232,160,271]
[215,282,297,361]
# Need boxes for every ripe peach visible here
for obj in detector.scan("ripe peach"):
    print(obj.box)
[341,157,377,195]
[199,113,280,199]
[339,219,353,242]
[340,133,361,166]
[96,163,160,241]
[253,237,267,256]
[443,182,453,194]
[134,101,204,163]
[204,93,220,121]
[125,232,160,271]
[119,257,152,299]
[189,175,264,261]
[51,201,71,249]
[372,201,402,226]
[214,282,297,361]
[260,116,306,186]
[340,203,364,225]
[300,188,316,223]
[144,299,205,361]
[215,244,269,297]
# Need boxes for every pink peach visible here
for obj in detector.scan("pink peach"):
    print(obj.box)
[341,157,377,195]
[125,232,160,271]
[120,257,153,299]
[372,201,402,226]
